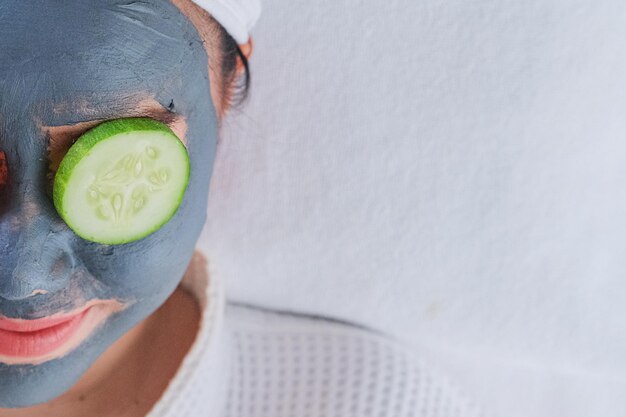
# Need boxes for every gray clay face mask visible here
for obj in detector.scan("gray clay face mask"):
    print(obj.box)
[0,0,217,407]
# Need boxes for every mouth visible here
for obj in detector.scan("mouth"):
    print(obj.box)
[0,299,125,365]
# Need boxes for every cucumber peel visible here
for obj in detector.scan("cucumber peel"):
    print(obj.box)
[53,118,190,244]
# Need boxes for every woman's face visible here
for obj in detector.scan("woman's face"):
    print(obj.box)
[0,0,217,407]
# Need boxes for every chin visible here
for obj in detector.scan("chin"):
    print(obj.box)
[0,302,150,408]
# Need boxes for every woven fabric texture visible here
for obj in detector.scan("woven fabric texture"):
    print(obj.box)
[222,304,485,417]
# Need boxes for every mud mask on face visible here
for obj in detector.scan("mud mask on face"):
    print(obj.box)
[0,0,218,408]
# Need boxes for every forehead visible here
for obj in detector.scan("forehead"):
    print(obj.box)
[0,0,206,117]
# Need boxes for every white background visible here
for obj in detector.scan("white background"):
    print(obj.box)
[198,1,626,415]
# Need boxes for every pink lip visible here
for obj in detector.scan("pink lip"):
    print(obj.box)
[0,307,91,333]
[0,299,126,365]
[0,307,91,358]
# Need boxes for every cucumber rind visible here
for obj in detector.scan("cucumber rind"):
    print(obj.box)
[53,118,190,245]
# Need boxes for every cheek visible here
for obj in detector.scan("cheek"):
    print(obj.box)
[75,221,200,300]
[73,173,208,302]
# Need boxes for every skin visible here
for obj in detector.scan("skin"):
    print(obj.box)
[0,0,251,413]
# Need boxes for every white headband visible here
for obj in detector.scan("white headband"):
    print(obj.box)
[192,0,262,44]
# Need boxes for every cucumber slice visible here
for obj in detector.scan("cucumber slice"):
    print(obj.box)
[53,118,190,244]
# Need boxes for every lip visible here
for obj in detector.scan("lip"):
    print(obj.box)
[0,299,125,365]
[0,305,92,333]
[0,308,90,358]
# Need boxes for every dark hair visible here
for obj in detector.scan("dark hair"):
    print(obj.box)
[216,24,251,109]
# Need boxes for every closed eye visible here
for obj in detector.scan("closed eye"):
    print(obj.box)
[45,113,186,170]
[42,111,187,198]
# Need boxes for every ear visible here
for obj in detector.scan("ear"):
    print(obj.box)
[237,37,254,74]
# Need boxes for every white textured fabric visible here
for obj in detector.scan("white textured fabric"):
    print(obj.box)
[196,1,626,415]
[147,252,485,417]
[192,0,261,43]
[222,305,485,417]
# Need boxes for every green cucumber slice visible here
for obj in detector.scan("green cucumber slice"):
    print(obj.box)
[53,118,190,244]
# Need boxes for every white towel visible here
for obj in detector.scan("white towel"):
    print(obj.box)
[192,0,261,43]
[198,0,626,416]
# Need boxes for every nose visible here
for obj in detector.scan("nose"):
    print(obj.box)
[0,182,76,301]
